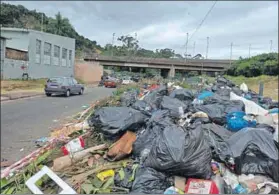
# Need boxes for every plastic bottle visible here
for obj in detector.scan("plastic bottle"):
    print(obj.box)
[221,165,248,194]
[212,173,225,194]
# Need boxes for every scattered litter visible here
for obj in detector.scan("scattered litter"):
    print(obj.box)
[25,166,76,194]
[164,186,184,194]
[19,148,24,152]
[2,76,279,194]
[185,178,219,194]
[97,169,115,181]
[61,136,85,155]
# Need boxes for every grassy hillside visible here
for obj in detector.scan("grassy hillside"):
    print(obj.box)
[0,3,103,57]
[225,75,278,101]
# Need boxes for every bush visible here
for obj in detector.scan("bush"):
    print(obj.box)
[227,53,278,77]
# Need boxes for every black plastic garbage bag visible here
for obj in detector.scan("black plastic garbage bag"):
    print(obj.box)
[114,165,139,190]
[148,110,174,128]
[131,167,171,194]
[169,89,195,105]
[215,88,231,98]
[133,110,174,161]
[121,90,138,107]
[221,128,279,182]
[193,104,226,125]
[197,97,245,125]
[160,96,188,118]
[133,126,162,161]
[232,87,243,96]
[144,124,212,179]
[143,85,168,110]
[194,123,233,161]
[132,100,153,116]
[89,107,147,138]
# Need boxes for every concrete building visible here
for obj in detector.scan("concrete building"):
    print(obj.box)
[0,28,75,79]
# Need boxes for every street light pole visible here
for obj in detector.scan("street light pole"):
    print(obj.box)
[185,32,189,63]
[111,33,115,56]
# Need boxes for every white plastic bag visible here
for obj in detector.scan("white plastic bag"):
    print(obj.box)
[230,92,268,116]
[240,83,248,93]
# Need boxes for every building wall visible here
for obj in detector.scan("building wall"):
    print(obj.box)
[1,28,75,79]
[2,59,28,79]
[75,60,103,84]
[0,30,29,51]
[28,30,75,78]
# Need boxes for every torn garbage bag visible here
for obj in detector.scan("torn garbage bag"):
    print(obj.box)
[169,89,195,105]
[160,96,188,118]
[89,107,147,138]
[131,167,171,194]
[145,124,212,179]
[121,90,138,107]
[221,128,279,182]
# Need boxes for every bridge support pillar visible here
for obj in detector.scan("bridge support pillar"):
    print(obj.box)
[168,65,175,78]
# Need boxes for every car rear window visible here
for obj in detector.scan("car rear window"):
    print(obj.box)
[48,78,64,84]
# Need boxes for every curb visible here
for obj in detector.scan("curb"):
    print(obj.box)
[1,93,44,102]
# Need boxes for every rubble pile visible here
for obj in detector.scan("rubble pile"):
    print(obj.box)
[1,77,278,194]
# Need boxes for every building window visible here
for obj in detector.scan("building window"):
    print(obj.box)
[53,45,60,66]
[44,42,51,65]
[62,48,67,67]
[36,39,41,64]
[68,50,72,67]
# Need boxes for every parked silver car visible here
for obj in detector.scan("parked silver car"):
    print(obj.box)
[44,77,84,97]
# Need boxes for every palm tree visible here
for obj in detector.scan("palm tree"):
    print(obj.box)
[48,12,72,36]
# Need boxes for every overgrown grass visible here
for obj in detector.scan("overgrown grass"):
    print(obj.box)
[1,79,47,94]
[225,75,278,101]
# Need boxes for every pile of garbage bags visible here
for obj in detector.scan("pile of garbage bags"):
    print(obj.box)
[88,77,279,194]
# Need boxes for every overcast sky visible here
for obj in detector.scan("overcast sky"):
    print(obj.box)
[5,1,278,59]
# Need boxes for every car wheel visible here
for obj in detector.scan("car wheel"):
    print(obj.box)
[65,90,70,97]
[46,93,51,97]
[79,88,84,95]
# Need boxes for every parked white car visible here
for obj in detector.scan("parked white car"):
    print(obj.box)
[122,77,134,85]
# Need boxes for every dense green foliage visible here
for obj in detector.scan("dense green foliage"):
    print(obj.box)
[1,3,182,59]
[227,53,279,77]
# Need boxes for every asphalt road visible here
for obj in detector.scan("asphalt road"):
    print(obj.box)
[1,87,115,162]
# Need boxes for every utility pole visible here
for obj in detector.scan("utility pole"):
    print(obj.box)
[111,33,115,56]
[248,44,251,58]
[134,33,138,57]
[193,41,196,57]
[184,32,189,63]
[41,13,44,31]
[270,40,273,52]
[230,42,233,66]
[206,37,209,59]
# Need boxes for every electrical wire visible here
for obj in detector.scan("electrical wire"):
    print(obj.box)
[181,1,218,49]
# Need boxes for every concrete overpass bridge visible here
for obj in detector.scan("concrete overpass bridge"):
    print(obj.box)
[84,55,234,77]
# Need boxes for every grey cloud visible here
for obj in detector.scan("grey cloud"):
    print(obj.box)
[4,1,278,59]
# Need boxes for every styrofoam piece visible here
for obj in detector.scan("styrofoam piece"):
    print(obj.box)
[25,166,76,194]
